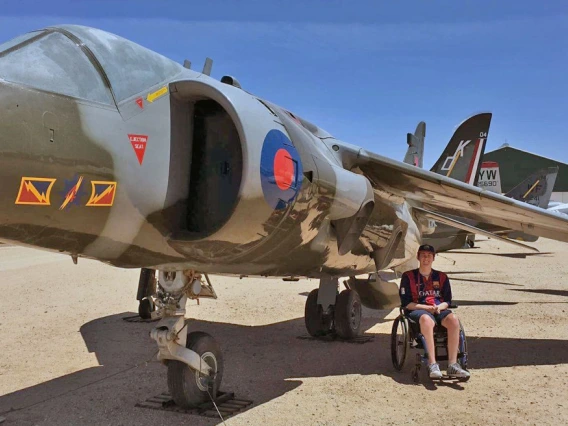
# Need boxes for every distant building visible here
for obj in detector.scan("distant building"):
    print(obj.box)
[482,144,568,202]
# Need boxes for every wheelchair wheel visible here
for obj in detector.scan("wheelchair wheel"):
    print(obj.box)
[391,315,409,371]
[458,320,470,381]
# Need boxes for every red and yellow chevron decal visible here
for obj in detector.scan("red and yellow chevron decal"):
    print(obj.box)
[15,177,56,205]
[86,181,117,207]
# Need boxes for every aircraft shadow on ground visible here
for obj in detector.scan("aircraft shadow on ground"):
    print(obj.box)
[450,277,524,287]
[452,300,518,306]
[509,289,568,297]
[2,312,568,416]
[448,251,553,259]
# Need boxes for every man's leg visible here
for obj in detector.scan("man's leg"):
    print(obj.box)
[441,312,470,378]
[441,313,460,364]
[419,314,437,365]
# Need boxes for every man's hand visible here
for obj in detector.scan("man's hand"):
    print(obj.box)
[428,305,438,314]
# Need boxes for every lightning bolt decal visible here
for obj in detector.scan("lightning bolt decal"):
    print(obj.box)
[24,181,48,203]
[90,185,114,204]
[86,181,117,207]
[15,177,56,205]
[59,176,84,210]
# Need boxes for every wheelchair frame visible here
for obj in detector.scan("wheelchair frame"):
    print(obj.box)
[390,306,469,382]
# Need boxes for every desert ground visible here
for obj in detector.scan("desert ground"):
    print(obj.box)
[0,237,567,426]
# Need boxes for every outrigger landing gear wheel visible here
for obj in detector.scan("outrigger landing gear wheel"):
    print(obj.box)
[167,331,224,408]
[304,289,333,337]
[138,297,154,320]
[334,289,362,339]
[137,268,157,319]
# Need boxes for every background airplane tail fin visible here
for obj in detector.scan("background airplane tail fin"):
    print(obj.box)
[505,166,559,208]
[403,121,425,167]
[430,112,491,185]
[477,161,502,193]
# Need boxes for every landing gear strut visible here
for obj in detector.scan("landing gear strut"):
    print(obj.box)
[304,276,362,339]
[137,268,157,319]
[150,270,223,408]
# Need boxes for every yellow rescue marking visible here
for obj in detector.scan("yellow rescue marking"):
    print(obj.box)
[445,155,459,178]
[146,86,168,103]
[523,179,540,199]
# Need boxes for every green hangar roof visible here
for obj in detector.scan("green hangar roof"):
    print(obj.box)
[482,145,568,192]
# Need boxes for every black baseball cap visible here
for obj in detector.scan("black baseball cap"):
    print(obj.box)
[418,244,436,254]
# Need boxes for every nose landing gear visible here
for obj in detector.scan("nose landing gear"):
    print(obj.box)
[149,269,224,408]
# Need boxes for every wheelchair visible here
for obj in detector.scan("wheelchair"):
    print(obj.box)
[390,305,469,382]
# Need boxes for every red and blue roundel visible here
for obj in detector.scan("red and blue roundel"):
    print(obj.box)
[260,129,303,210]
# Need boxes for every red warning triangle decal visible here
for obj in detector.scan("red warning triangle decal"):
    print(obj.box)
[128,134,148,165]
[135,98,144,109]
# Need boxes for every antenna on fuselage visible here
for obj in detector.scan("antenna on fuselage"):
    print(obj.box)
[202,57,213,76]
[183,59,191,69]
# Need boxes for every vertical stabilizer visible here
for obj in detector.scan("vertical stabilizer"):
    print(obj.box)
[477,161,502,193]
[403,121,426,167]
[505,166,559,208]
[430,113,492,185]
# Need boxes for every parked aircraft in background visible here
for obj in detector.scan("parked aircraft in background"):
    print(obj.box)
[404,119,559,249]
[477,161,502,193]
[548,203,568,216]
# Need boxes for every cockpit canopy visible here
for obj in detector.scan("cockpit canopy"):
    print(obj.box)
[0,25,183,105]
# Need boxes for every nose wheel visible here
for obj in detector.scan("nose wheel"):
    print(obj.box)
[167,331,224,408]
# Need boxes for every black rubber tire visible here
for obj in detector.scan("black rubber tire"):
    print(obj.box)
[167,331,224,408]
[391,316,409,371]
[458,320,469,380]
[304,289,333,337]
[138,298,154,320]
[467,239,475,248]
[137,268,157,300]
[334,289,362,339]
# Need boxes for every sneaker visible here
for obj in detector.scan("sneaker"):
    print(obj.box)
[428,363,443,379]
[447,363,470,379]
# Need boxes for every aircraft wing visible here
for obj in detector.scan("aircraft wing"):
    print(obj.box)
[348,149,568,242]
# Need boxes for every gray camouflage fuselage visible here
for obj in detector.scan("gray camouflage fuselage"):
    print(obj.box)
[0,25,419,278]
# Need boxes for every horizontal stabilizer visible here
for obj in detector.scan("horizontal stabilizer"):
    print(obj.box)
[414,207,539,252]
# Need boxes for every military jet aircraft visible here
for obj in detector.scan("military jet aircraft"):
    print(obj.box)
[2,25,568,408]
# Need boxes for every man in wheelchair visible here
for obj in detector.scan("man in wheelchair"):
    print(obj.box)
[398,244,470,380]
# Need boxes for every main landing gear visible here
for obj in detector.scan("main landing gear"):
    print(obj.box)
[304,276,362,339]
[149,270,222,408]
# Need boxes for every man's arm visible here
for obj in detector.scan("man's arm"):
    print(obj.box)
[399,274,413,308]
[400,273,436,313]
[437,273,452,311]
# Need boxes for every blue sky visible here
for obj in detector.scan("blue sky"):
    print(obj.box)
[1,0,567,167]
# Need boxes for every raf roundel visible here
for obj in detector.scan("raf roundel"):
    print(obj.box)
[260,129,303,210]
